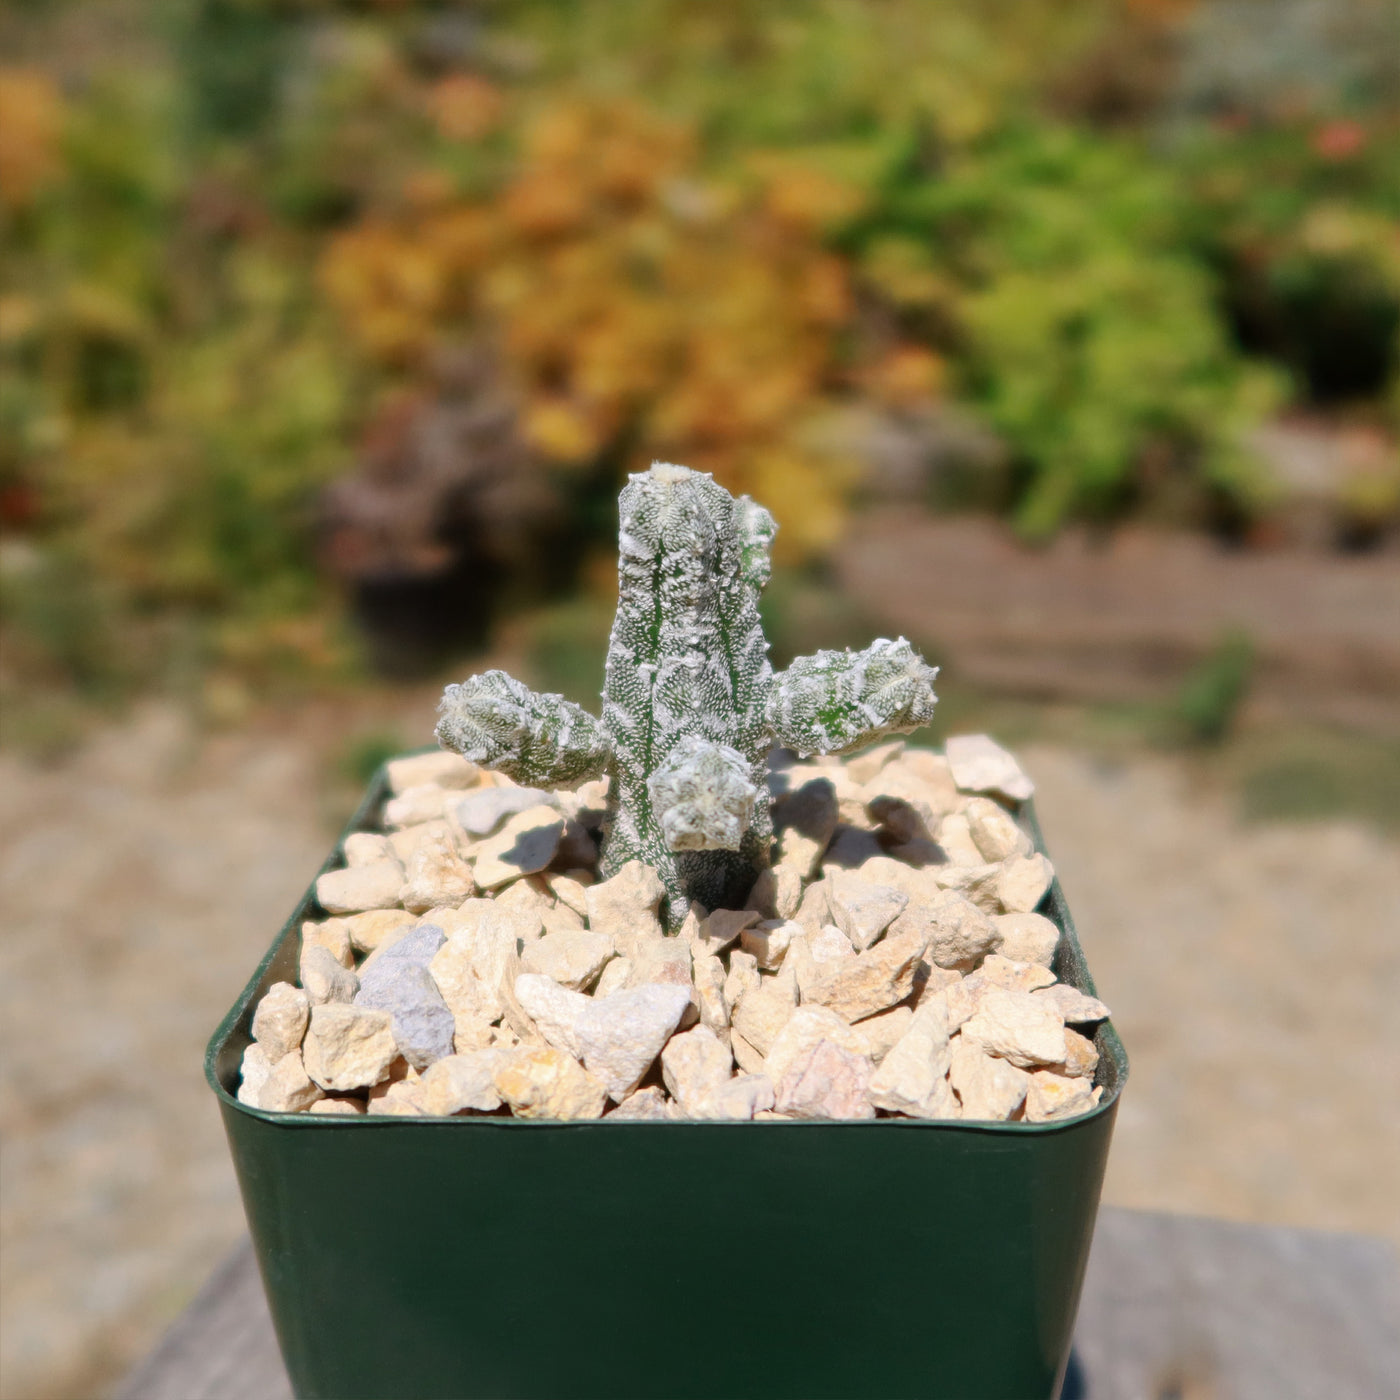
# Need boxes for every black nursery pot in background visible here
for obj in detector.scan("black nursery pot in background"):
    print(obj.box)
[206,759,1128,1400]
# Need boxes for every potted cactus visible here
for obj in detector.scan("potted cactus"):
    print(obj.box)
[208,464,1126,1400]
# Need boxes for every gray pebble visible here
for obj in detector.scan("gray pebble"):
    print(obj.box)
[354,960,455,1069]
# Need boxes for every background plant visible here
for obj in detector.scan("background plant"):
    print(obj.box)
[2,0,1396,722]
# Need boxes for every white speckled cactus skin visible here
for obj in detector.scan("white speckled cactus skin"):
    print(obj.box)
[436,463,939,928]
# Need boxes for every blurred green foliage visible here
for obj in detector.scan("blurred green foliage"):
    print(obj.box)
[1173,628,1256,745]
[1,0,1397,716]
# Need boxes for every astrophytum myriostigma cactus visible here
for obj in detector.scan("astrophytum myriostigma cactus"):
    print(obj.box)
[436,463,939,928]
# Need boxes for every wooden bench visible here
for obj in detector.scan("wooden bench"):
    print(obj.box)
[115,1206,1399,1400]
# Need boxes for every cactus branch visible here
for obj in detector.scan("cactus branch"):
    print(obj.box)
[436,670,611,787]
[766,638,940,758]
[647,736,759,852]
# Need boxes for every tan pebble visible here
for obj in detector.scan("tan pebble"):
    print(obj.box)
[912,961,962,1009]
[584,859,665,942]
[429,903,530,1024]
[693,907,760,959]
[593,956,633,999]
[765,1006,872,1086]
[399,827,475,914]
[366,1079,427,1116]
[745,864,803,921]
[299,943,359,1006]
[660,1024,734,1108]
[386,751,478,794]
[521,930,615,991]
[625,935,694,1013]
[1056,1028,1100,1078]
[302,1004,398,1092]
[948,1037,1030,1120]
[1033,983,1111,1025]
[498,946,540,1047]
[472,805,565,889]
[342,908,416,954]
[868,1000,958,1119]
[936,812,988,866]
[301,919,354,968]
[890,890,998,971]
[692,952,730,1040]
[388,821,448,866]
[976,953,1057,994]
[774,1039,875,1120]
[677,1072,775,1121]
[801,926,929,1023]
[845,739,905,785]
[252,982,310,1061]
[541,905,585,936]
[856,1005,914,1063]
[997,854,1054,914]
[857,855,923,895]
[791,875,831,935]
[960,987,1067,1068]
[827,871,908,951]
[237,1044,323,1113]
[315,860,404,916]
[385,783,452,830]
[607,1085,676,1120]
[993,912,1060,967]
[513,973,590,1058]
[1024,1071,1099,1123]
[723,950,761,1009]
[933,860,1003,914]
[308,1096,365,1116]
[730,1029,767,1077]
[451,1009,496,1053]
[964,796,1034,863]
[576,983,693,1100]
[418,1050,505,1115]
[493,1045,608,1120]
[884,748,962,817]
[343,832,395,867]
[494,874,555,916]
[547,873,592,918]
[730,986,797,1057]
[740,919,796,971]
[945,735,1034,802]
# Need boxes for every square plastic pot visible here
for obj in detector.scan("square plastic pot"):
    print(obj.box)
[207,759,1127,1400]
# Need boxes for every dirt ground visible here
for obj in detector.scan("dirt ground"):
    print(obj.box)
[1,701,1397,1400]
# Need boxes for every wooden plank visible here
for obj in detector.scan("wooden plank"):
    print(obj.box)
[113,1207,1399,1399]
[110,1242,291,1400]
[835,512,1400,731]
[1070,1208,1400,1400]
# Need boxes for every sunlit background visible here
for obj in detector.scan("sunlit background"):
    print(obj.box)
[2,2,1398,1396]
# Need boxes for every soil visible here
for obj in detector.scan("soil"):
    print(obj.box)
[1,702,1396,1400]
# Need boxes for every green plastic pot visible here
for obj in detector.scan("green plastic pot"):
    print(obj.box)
[207,759,1127,1400]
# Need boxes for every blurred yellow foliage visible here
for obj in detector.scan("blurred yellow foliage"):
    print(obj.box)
[428,74,505,143]
[0,69,65,210]
[322,98,875,556]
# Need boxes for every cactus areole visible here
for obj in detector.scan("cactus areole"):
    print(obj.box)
[436,463,940,928]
